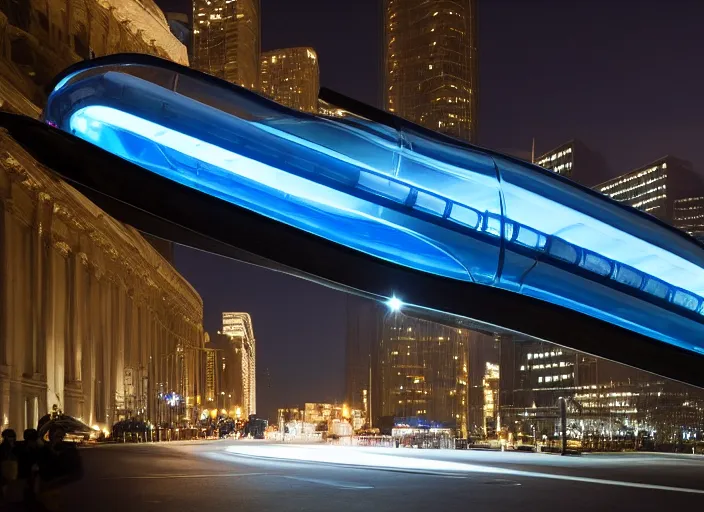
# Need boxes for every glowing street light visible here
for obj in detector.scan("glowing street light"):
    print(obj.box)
[387,296,403,312]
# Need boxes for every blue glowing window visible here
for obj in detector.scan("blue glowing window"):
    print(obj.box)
[449,204,480,230]
[581,252,613,277]
[356,171,411,203]
[673,290,700,312]
[614,265,643,289]
[485,215,502,237]
[643,278,669,299]
[549,239,579,264]
[413,190,446,216]
[514,226,546,250]
[503,221,515,241]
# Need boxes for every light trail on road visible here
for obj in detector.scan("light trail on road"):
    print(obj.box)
[223,444,704,495]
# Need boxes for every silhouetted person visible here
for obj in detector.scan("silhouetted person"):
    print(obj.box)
[1,429,18,501]
[16,428,43,503]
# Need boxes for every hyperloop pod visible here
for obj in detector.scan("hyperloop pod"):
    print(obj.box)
[8,53,702,384]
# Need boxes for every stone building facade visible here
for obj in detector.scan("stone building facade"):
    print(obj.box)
[0,130,205,431]
[0,1,204,432]
[0,1,187,117]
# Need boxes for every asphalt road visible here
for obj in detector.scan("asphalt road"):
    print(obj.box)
[50,441,704,512]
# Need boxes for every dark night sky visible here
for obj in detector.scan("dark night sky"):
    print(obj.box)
[160,0,704,420]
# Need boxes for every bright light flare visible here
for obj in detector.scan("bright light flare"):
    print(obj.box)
[386,296,403,312]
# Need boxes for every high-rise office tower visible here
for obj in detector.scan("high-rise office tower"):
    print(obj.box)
[595,156,704,225]
[221,312,256,416]
[673,196,704,242]
[373,313,470,436]
[192,0,260,90]
[534,139,611,187]
[383,0,478,142]
[260,47,320,113]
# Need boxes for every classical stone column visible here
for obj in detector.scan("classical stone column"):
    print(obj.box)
[101,278,113,427]
[112,282,126,422]
[46,248,67,417]
[0,379,9,431]
[37,195,55,380]
[0,202,12,429]
[147,306,158,425]
[0,203,8,427]
[0,201,7,371]
[64,251,86,418]
[96,275,109,426]
[82,268,99,426]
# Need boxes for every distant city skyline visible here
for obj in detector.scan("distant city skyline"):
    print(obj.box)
[157,0,704,177]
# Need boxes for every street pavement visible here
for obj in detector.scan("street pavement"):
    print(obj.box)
[50,441,704,511]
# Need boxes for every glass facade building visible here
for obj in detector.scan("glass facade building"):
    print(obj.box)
[384,0,478,142]
[498,337,704,447]
[674,196,704,242]
[192,0,260,90]
[534,139,611,187]
[373,313,470,436]
[260,47,320,113]
[535,142,574,178]
[595,156,704,225]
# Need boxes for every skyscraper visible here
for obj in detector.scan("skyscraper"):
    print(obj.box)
[221,312,256,416]
[260,47,320,113]
[373,313,470,436]
[383,0,478,142]
[192,0,260,90]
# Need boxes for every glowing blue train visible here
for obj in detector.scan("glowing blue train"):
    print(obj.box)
[42,54,704,357]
